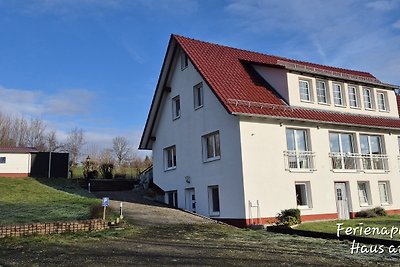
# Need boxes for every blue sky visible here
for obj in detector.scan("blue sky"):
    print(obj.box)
[0,0,399,154]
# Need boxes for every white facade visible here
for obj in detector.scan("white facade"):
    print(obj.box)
[0,153,32,177]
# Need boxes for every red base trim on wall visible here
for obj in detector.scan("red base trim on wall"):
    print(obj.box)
[0,173,29,178]
[350,209,400,218]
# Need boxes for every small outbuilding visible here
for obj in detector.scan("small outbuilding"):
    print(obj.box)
[0,147,38,177]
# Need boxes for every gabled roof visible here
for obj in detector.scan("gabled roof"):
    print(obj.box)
[0,147,38,153]
[139,34,400,149]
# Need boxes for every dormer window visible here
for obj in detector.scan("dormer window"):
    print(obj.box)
[333,83,344,106]
[299,79,312,102]
[377,91,388,111]
[363,88,374,110]
[348,85,359,108]
[316,80,328,104]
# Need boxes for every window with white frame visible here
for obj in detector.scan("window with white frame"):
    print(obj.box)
[329,132,357,169]
[316,80,328,104]
[193,83,203,109]
[166,190,178,208]
[172,95,181,119]
[208,186,220,216]
[333,83,344,106]
[357,181,372,206]
[363,88,374,109]
[202,131,220,162]
[164,146,176,170]
[348,85,359,108]
[377,91,388,111]
[378,181,392,205]
[181,52,188,70]
[360,134,386,170]
[299,80,311,102]
[286,128,312,169]
[0,157,5,164]
[295,182,312,208]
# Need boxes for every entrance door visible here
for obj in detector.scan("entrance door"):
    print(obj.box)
[335,182,350,219]
[185,188,196,213]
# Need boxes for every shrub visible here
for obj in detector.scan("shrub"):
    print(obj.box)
[355,209,378,218]
[276,208,301,226]
[89,203,113,219]
[373,207,387,216]
[100,163,114,179]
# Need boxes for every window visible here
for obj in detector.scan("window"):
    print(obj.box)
[348,86,359,108]
[295,182,312,208]
[172,95,181,119]
[208,186,220,216]
[357,182,372,206]
[316,80,328,104]
[0,157,5,164]
[377,91,388,111]
[333,83,344,106]
[193,83,203,109]
[378,181,392,205]
[166,190,178,208]
[286,128,313,169]
[164,146,176,170]
[363,88,374,109]
[329,132,357,169]
[360,135,387,170]
[181,52,188,70]
[299,80,311,102]
[203,131,221,162]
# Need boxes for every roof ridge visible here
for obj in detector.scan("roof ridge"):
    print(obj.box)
[172,34,375,78]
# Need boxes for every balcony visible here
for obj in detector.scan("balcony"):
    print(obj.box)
[284,150,316,172]
[329,153,389,172]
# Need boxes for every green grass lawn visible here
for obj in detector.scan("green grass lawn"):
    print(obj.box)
[0,177,99,225]
[296,215,400,240]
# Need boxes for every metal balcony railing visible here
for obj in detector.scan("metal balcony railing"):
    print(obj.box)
[284,150,316,171]
[329,152,389,172]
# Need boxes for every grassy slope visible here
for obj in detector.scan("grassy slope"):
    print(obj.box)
[296,216,400,240]
[0,177,99,225]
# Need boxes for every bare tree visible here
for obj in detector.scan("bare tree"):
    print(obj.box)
[112,136,131,166]
[46,130,63,152]
[99,148,114,164]
[65,127,85,167]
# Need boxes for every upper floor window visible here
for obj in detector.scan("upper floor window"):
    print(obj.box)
[333,83,344,106]
[203,131,221,162]
[285,128,314,170]
[299,80,312,102]
[363,88,374,109]
[329,132,356,170]
[193,83,203,109]
[181,52,188,70]
[172,95,181,120]
[0,157,5,164]
[360,134,387,171]
[164,146,176,170]
[348,85,359,108]
[377,91,388,111]
[316,80,328,104]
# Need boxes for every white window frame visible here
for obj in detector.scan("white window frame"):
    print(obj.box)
[357,181,372,206]
[299,79,312,102]
[348,85,359,108]
[180,52,188,70]
[333,83,345,106]
[316,80,329,104]
[208,185,220,216]
[0,157,5,164]
[172,95,181,120]
[295,182,312,209]
[166,190,178,208]
[378,181,392,205]
[377,91,388,111]
[164,146,176,171]
[202,131,221,162]
[193,82,203,109]
[363,87,374,110]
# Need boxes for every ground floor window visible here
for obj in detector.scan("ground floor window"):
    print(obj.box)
[208,186,220,216]
[378,181,392,205]
[166,190,178,208]
[295,182,312,208]
[357,181,372,206]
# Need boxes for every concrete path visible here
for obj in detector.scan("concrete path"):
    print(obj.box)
[94,190,211,226]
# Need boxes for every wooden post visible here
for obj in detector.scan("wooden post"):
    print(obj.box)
[103,206,106,220]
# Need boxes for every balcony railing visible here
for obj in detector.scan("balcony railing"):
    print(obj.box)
[329,152,389,172]
[284,150,316,171]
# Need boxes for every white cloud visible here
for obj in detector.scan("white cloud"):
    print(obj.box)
[366,0,399,11]
[393,20,400,29]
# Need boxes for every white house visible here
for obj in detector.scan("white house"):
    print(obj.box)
[139,35,400,227]
[0,147,38,177]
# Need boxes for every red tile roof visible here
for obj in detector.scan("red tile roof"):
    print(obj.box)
[0,147,38,153]
[174,35,400,129]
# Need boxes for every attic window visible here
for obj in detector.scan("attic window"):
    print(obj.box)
[181,52,188,70]
[0,157,5,164]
